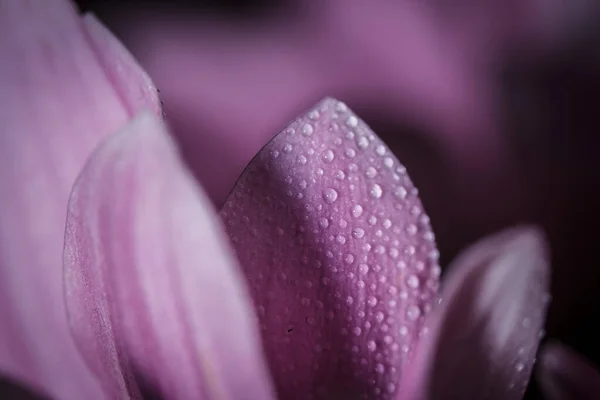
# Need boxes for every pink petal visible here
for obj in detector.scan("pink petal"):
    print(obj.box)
[0,1,159,398]
[398,227,550,399]
[64,112,276,400]
[118,1,494,205]
[537,341,600,400]
[219,98,441,399]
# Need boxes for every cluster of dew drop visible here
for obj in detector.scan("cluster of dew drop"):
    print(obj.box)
[220,98,442,399]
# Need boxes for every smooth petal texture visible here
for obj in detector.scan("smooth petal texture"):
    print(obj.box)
[0,1,159,399]
[64,112,276,400]
[398,227,550,399]
[537,342,600,400]
[219,98,441,399]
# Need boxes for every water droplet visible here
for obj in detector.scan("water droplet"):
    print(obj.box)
[388,247,399,259]
[399,326,408,336]
[352,228,365,239]
[394,186,407,199]
[336,101,348,112]
[367,340,377,352]
[352,204,363,218]
[345,254,355,264]
[283,143,293,153]
[336,235,347,245]
[383,157,394,168]
[406,224,418,235]
[407,305,421,321]
[382,219,392,229]
[301,298,311,306]
[348,163,358,172]
[297,155,307,165]
[375,311,385,323]
[357,136,369,150]
[359,263,369,274]
[365,166,377,178]
[370,184,383,199]
[346,115,358,128]
[302,123,314,136]
[323,188,338,203]
[335,170,346,180]
[367,296,378,307]
[345,148,356,158]
[515,362,524,372]
[375,245,386,255]
[384,335,393,344]
[404,245,416,256]
[368,216,377,226]
[376,144,386,156]
[346,296,354,305]
[319,218,329,228]
[375,364,385,374]
[353,327,362,336]
[407,275,420,289]
[387,383,396,393]
[322,149,335,163]
[308,110,319,120]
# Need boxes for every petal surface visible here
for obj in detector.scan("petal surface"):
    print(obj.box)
[64,112,276,400]
[537,341,600,400]
[398,227,550,400]
[0,1,159,398]
[219,98,441,399]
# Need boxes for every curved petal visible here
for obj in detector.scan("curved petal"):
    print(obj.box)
[219,98,441,399]
[64,112,276,400]
[398,227,550,399]
[0,1,159,399]
[117,1,494,205]
[537,341,600,400]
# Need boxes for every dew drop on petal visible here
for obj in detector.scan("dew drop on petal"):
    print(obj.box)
[369,184,383,199]
[323,188,338,204]
[352,204,364,218]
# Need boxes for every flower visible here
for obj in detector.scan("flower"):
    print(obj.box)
[62,97,551,399]
[0,1,596,399]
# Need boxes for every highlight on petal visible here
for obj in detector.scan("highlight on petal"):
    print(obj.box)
[537,341,600,400]
[398,227,550,400]
[219,98,441,399]
[63,112,276,400]
[0,1,159,399]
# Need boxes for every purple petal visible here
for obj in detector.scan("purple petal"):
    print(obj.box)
[537,341,600,400]
[0,1,159,398]
[398,227,550,399]
[64,112,276,400]
[219,98,441,399]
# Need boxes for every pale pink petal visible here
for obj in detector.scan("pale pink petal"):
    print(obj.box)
[219,98,441,399]
[537,341,600,400]
[0,1,159,398]
[398,227,550,399]
[64,112,276,400]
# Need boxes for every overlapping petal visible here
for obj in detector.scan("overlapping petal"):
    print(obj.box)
[537,341,600,400]
[0,0,159,398]
[63,112,276,400]
[219,98,441,399]
[398,227,550,399]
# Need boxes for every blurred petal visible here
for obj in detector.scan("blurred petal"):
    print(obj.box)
[119,1,495,205]
[64,112,276,400]
[398,227,550,399]
[219,98,441,399]
[0,1,159,399]
[537,341,600,400]
[81,13,161,116]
